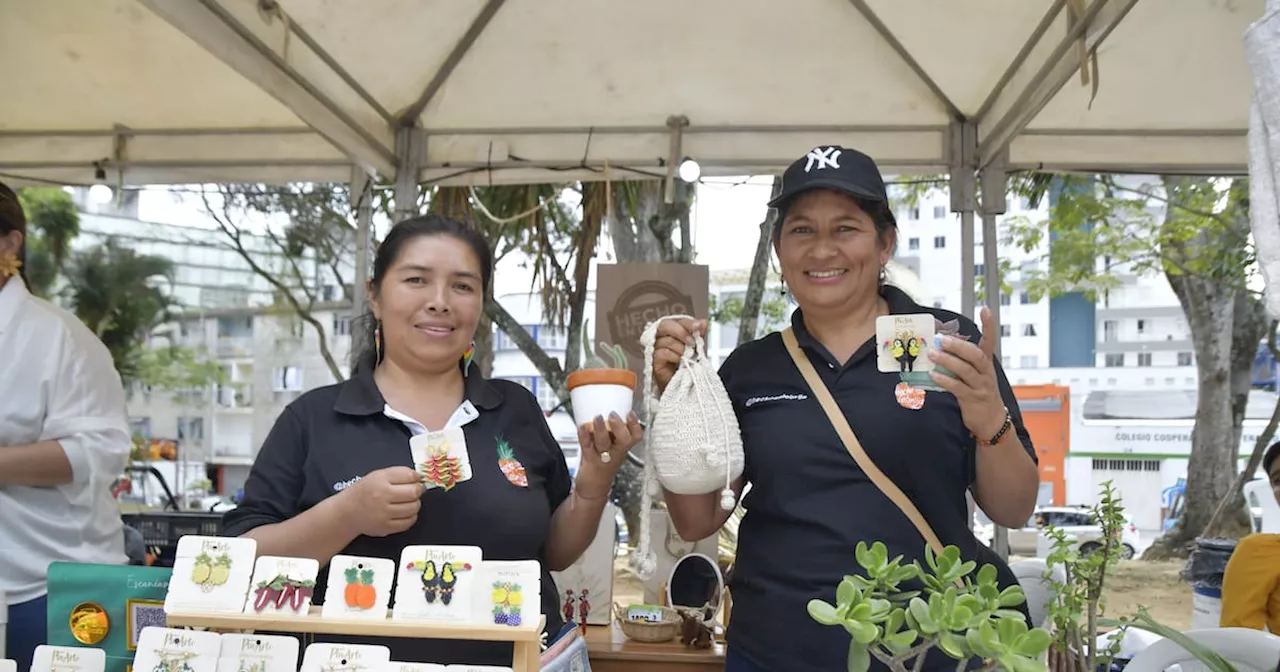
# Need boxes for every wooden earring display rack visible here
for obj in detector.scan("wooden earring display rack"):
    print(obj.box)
[166,608,547,672]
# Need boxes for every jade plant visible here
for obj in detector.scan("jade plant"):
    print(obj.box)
[1040,480,1129,672]
[808,541,1052,672]
[580,320,628,370]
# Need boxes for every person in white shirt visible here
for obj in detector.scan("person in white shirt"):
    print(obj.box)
[0,182,131,672]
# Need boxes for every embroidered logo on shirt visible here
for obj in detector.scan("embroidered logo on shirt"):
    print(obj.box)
[332,476,362,492]
[744,393,809,408]
[496,435,528,487]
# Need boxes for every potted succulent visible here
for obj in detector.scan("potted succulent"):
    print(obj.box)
[808,541,1053,672]
[565,321,637,447]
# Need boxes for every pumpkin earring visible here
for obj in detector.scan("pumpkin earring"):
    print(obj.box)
[462,341,475,376]
[0,253,21,279]
[374,321,384,364]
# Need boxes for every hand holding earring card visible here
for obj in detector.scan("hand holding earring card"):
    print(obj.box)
[30,646,106,672]
[392,546,482,623]
[320,556,394,620]
[215,635,299,672]
[165,537,257,614]
[131,628,221,672]
[299,644,390,672]
[410,430,473,491]
[243,557,319,615]
[876,314,956,395]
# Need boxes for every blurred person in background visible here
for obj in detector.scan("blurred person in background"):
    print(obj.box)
[0,182,131,671]
[1220,441,1280,633]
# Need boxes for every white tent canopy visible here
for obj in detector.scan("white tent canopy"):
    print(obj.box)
[0,0,1262,189]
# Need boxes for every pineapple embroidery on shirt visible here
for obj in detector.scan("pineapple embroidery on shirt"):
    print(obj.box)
[496,435,528,487]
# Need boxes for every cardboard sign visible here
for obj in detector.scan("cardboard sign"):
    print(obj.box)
[594,263,710,458]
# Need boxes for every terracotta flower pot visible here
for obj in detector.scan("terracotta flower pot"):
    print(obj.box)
[566,368,637,427]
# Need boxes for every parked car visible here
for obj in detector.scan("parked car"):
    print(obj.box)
[977,506,1141,559]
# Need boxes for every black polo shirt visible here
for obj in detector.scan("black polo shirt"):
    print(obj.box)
[221,370,571,666]
[721,286,1036,672]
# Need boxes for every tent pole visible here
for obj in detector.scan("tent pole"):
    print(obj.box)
[980,161,1011,560]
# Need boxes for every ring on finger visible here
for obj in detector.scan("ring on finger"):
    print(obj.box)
[600,451,612,464]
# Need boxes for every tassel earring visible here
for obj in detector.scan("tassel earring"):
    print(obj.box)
[374,321,384,365]
[462,341,475,377]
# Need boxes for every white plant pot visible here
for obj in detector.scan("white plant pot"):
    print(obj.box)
[570,383,636,428]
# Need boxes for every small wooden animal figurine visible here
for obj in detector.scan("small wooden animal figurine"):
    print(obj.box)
[577,589,590,632]
[678,608,713,650]
[562,589,576,623]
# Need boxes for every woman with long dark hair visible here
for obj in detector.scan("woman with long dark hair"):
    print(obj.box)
[224,214,640,665]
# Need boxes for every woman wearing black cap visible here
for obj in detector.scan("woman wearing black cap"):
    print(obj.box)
[650,147,1040,671]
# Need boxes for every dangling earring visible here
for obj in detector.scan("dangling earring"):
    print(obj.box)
[0,253,20,279]
[878,266,888,286]
[374,321,384,365]
[462,341,476,377]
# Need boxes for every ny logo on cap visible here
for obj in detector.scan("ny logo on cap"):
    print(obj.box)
[804,147,842,173]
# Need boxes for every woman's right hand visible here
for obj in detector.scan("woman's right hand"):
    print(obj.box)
[340,466,425,537]
[652,317,708,393]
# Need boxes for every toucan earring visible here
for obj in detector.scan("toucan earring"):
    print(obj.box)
[0,253,20,279]
[462,341,475,376]
[374,321,384,364]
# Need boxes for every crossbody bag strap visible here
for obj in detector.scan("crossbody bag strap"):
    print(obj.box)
[781,327,947,557]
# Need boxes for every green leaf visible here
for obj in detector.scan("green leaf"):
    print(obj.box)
[939,632,969,660]
[849,603,873,621]
[998,585,1027,608]
[847,641,871,672]
[855,542,874,571]
[1009,654,1049,672]
[976,563,998,586]
[1013,629,1053,658]
[837,578,859,607]
[967,627,1000,659]
[807,599,842,626]
[888,591,922,602]
[869,542,889,570]
[844,620,879,645]
[887,629,919,650]
[949,605,974,630]
[908,597,938,635]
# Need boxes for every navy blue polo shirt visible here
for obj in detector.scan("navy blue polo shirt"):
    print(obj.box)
[222,370,571,666]
[721,286,1036,672]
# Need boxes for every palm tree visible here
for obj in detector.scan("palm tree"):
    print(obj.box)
[62,238,176,382]
[17,187,81,296]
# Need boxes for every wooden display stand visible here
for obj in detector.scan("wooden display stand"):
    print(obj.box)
[166,608,547,672]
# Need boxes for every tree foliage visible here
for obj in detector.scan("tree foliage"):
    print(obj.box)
[17,187,80,297]
[201,184,355,382]
[61,238,175,382]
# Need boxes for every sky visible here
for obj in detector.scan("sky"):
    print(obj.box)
[131,175,780,297]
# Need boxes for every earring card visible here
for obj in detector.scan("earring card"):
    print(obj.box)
[243,556,319,615]
[320,555,395,620]
[165,537,257,614]
[30,647,106,672]
[391,546,482,623]
[299,644,390,672]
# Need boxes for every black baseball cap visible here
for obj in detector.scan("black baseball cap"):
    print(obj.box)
[768,145,892,216]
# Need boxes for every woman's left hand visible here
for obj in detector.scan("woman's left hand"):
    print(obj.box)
[574,412,644,497]
[927,307,1009,442]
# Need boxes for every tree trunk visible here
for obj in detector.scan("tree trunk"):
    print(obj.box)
[737,177,782,346]
[1145,177,1253,557]
[606,180,692,544]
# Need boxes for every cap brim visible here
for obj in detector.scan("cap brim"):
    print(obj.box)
[767,179,886,209]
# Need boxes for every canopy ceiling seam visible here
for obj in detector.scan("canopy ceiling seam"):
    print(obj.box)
[400,0,510,125]
[844,0,963,121]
